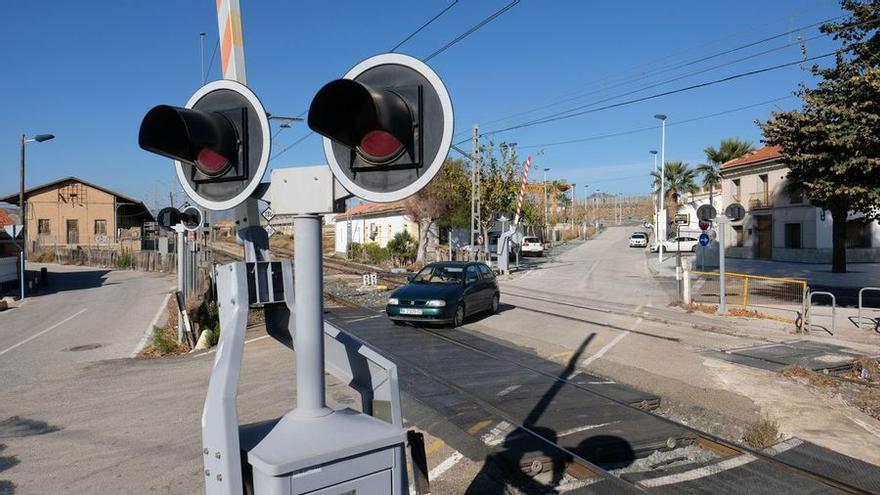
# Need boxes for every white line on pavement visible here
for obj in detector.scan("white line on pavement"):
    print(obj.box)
[0,308,88,357]
[639,454,757,487]
[581,330,630,367]
[557,421,620,437]
[496,385,521,397]
[428,451,464,481]
[131,291,173,357]
[196,335,271,357]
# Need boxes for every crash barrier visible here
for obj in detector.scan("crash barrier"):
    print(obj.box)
[858,287,880,330]
[806,291,836,334]
[689,271,808,315]
[0,256,17,284]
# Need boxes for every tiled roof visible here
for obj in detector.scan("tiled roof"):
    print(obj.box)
[339,201,407,219]
[720,145,782,170]
[0,209,12,227]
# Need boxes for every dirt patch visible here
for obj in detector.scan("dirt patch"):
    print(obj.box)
[848,357,880,383]
[781,365,838,388]
[653,399,745,443]
[742,418,780,449]
[676,302,718,314]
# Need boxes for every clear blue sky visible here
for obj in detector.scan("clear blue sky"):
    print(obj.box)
[1,0,845,208]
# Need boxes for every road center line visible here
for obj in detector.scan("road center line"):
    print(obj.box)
[0,308,88,357]
[582,330,630,367]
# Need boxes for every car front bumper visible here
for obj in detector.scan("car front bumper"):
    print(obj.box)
[386,305,453,323]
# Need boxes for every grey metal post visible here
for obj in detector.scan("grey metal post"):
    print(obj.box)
[19,134,26,300]
[293,214,331,417]
[176,227,186,342]
[717,215,728,314]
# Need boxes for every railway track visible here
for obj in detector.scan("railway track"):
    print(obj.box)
[322,296,880,494]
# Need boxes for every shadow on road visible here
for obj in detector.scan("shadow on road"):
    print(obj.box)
[0,416,62,495]
[465,334,635,493]
[28,268,112,297]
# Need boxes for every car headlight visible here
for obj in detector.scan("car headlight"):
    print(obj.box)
[425,300,447,307]
[387,298,399,305]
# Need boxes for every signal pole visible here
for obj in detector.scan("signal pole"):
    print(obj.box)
[470,124,480,260]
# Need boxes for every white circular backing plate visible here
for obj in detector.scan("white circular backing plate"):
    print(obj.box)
[174,79,271,211]
[322,53,454,203]
[180,205,203,232]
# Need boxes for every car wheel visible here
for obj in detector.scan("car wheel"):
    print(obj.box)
[452,303,466,328]
[490,293,500,314]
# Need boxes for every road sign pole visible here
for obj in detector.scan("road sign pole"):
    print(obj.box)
[717,215,728,314]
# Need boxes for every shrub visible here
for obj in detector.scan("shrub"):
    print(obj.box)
[141,325,186,357]
[363,243,390,265]
[387,231,417,265]
[347,242,365,261]
[116,247,133,269]
[742,418,780,449]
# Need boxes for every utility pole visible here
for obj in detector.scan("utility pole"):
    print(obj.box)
[200,32,207,84]
[469,124,480,260]
[654,114,667,262]
[542,168,550,243]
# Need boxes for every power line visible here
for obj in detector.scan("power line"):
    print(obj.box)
[517,95,794,149]
[391,1,459,53]
[456,51,834,144]
[204,39,220,84]
[457,14,842,137]
[424,0,520,61]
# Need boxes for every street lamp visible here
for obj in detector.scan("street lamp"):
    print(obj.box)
[543,167,550,243]
[19,132,55,300]
[650,150,658,233]
[654,114,667,262]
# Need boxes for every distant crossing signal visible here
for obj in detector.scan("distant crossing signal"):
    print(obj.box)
[138,80,271,211]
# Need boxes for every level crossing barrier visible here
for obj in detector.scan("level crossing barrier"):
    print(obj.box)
[858,287,880,331]
[806,291,836,334]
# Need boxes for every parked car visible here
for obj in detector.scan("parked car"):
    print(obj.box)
[521,236,544,256]
[629,232,648,248]
[650,236,700,253]
[386,261,500,327]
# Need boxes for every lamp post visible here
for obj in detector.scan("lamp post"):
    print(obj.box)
[654,114,667,263]
[19,132,55,300]
[650,150,658,238]
[542,167,550,244]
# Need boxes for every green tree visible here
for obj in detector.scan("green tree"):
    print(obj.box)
[404,159,469,262]
[697,138,754,206]
[651,161,699,233]
[760,0,880,273]
[477,142,522,256]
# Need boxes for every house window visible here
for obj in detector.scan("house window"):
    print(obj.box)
[732,179,741,201]
[784,223,801,248]
[94,219,107,235]
[758,174,769,203]
[732,226,744,247]
[846,221,871,248]
[38,219,50,234]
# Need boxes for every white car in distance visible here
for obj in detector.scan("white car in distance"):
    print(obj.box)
[629,232,648,248]
[651,236,700,253]
[521,236,544,256]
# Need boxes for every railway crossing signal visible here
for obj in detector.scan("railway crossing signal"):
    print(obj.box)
[138,80,271,211]
[308,53,454,203]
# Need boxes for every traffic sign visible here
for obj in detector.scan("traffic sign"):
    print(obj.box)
[3,224,22,238]
[264,225,277,238]
[699,220,711,231]
[696,204,717,222]
[261,206,275,223]
[674,213,689,225]
[725,203,746,222]
[699,233,710,246]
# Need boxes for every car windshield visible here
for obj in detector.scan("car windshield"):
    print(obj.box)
[524,237,539,243]
[411,264,465,284]
[631,233,646,239]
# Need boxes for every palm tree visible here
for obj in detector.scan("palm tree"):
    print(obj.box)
[697,138,754,208]
[651,161,698,233]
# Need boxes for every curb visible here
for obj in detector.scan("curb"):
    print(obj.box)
[130,290,174,357]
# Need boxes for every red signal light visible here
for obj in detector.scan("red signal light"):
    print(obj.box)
[357,130,404,164]
[196,147,231,176]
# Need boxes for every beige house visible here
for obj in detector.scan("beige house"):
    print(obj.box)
[719,146,880,262]
[1,177,153,253]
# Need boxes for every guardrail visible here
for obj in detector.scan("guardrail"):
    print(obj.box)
[690,270,808,316]
[858,287,880,331]
[807,291,836,335]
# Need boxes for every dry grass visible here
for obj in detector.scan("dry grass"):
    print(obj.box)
[848,357,880,383]
[781,365,838,388]
[742,418,780,449]
[727,307,797,324]
[854,389,880,420]
[678,302,718,314]
[140,326,188,357]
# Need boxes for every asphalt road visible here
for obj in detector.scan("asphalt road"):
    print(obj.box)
[0,263,174,389]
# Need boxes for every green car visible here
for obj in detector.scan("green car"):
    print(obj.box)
[386,261,500,327]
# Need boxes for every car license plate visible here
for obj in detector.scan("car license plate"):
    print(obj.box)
[399,308,423,315]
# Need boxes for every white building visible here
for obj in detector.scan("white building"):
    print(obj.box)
[677,187,723,234]
[719,145,880,262]
[334,201,425,254]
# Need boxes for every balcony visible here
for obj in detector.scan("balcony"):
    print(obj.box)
[747,192,773,210]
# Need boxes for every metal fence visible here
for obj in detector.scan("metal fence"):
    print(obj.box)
[689,270,808,318]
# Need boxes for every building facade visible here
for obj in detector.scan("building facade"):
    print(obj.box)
[1,177,153,253]
[334,201,426,254]
[719,146,880,262]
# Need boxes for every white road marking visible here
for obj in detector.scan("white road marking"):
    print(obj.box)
[558,476,601,492]
[196,335,270,357]
[428,451,464,481]
[346,314,383,323]
[582,330,630,367]
[557,421,620,438]
[639,454,758,487]
[848,414,880,439]
[131,291,174,357]
[481,421,512,446]
[496,385,520,397]
[0,308,88,357]
[762,437,803,455]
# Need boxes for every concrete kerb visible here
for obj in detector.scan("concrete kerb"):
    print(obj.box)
[130,286,175,357]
